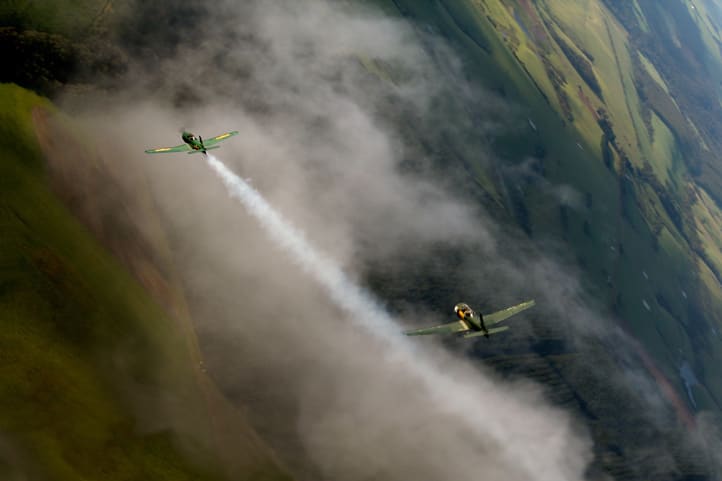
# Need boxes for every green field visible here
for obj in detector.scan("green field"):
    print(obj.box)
[371,0,722,436]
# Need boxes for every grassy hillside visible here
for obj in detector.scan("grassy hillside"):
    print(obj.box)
[0,4,293,479]
[0,82,211,479]
[0,82,290,481]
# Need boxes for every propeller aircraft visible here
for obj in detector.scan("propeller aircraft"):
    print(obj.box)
[145,130,238,155]
[404,300,535,339]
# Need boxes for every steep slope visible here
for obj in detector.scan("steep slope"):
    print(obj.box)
[0,82,292,481]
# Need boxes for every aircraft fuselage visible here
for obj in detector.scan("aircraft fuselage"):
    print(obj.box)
[181,131,206,152]
[454,303,487,333]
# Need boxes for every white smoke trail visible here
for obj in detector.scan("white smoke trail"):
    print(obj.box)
[206,154,395,337]
[205,154,586,481]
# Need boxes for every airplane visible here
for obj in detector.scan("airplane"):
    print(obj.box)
[404,300,535,339]
[145,130,239,155]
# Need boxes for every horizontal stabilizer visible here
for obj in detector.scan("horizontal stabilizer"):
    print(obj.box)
[462,326,509,339]
[404,320,469,336]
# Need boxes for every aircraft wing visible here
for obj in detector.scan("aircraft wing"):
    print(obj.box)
[483,300,535,326]
[404,320,470,336]
[203,130,239,147]
[145,144,191,154]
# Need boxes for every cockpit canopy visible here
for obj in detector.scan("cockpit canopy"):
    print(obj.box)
[454,303,473,319]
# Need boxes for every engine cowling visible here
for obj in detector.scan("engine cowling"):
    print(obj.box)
[454,303,473,320]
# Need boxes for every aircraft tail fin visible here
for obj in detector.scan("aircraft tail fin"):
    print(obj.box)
[188,146,221,155]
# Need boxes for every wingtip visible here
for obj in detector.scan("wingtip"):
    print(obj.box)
[521,299,536,310]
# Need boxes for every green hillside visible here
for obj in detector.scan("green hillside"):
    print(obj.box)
[0,3,295,479]
[0,83,290,480]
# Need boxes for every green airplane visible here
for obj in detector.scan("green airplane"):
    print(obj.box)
[404,300,535,339]
[145,130,239,155]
